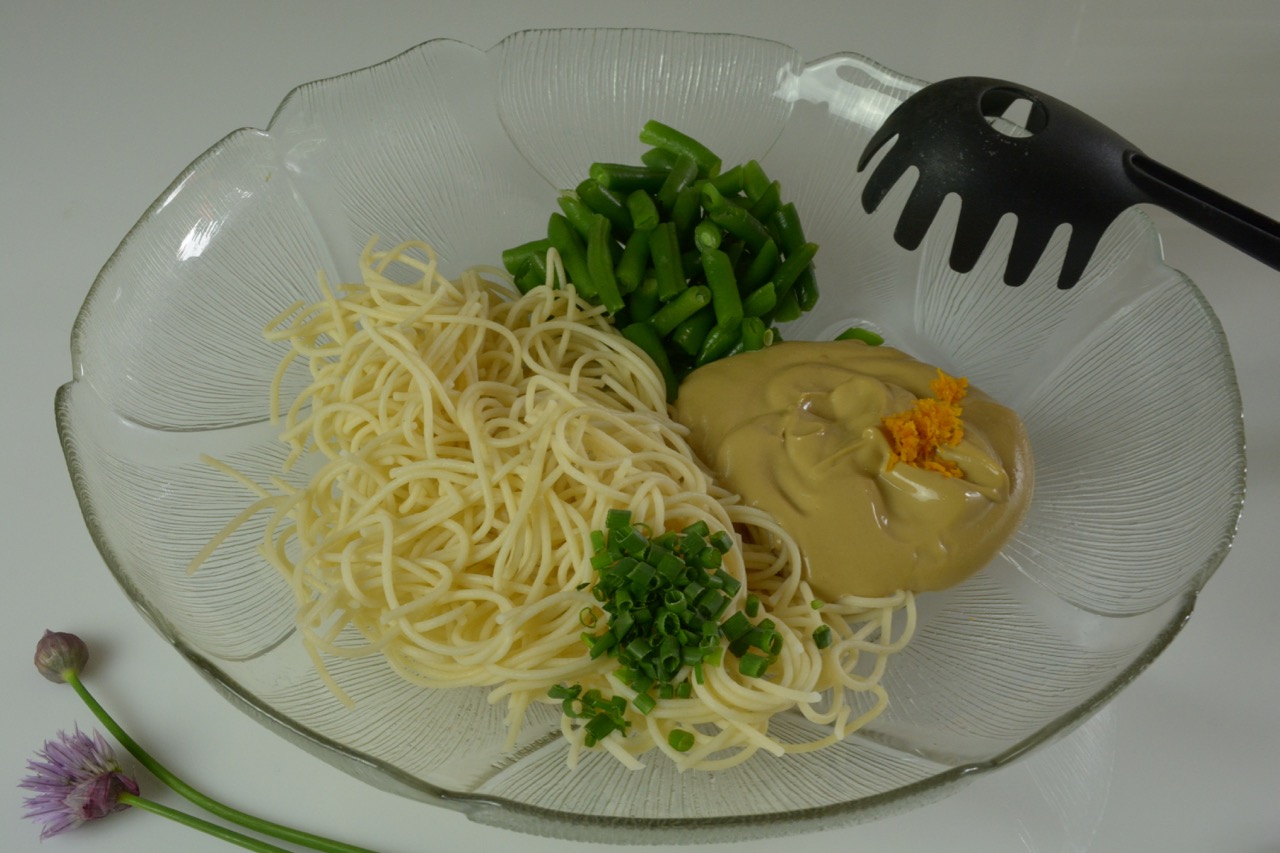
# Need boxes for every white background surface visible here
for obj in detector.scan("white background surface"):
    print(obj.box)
[4,2,1279,851]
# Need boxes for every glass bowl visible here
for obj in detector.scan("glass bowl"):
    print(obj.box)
[55,28,1245,843]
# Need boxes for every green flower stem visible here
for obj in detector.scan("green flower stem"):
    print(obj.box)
[118,793,295,853]
[64,670,381,853]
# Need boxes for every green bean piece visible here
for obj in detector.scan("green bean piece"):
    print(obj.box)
[747,180,782,223]
[670,307,716,357]
[657,152,699,210]
[576,179,633,234]
[700,249,743,329]
[502,237,553,276]
[709,205,772,252]
[722,239,745,268]
[700,181,729,213]
[706,164,744,196]
[694,220,722,252]
[629,277,661,323]
[558,194,597,239]
[518,249,550,292]
[590,162,669,195]
[835,326,885,345]
[769,202,806,254]
[739,238,780,292]
[615,227,651,294]
[742,160,772,201]
[649,222,686,302]
[639,119,722,178]
[742,281,777,318]
[587,214,625,313]
[649,285,711,338]
[680,249,703,280]
[546,212,597,300]
[621,322,679,402]
[794,267,820,311]
[739,316,767,352]
[769,241,819,296]
[695,320,743,367]
[640,147,680,170]
[515,259,544,294]
[627,190,660,232]
[671,186,702,248]
[770,288,802,324]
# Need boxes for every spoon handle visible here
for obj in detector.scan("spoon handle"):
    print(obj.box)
[1124,151,1280,271]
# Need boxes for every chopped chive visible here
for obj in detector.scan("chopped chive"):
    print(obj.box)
[813,624,833,649]
[668,729,696,752]
[738,652,772,678]
[633,692,657,715]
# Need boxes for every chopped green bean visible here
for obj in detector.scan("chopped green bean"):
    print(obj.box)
[670,307,716,357]
[835,327,885,345]
[588,214,625,313]
[502,237,552,276]
[711,207,772,251]
[628,277,660,323]
[649,285,711,337]
[627,189,660,232]
[649,221,686,302]
[794,267,820,311]
[546,212,596,299]
[557,193,597,238]
[742,281,776,318]
[640,147,679,170]
[670,185,701,248]
[695,320,742,367]
[742,160,772,201]
[700,181,729,213]
[693,219,722,252]
[640,119,722,178]
[657,152,699,210]
[515,263,543,295]
[614,229,650,295]
[739,316,767,352]
[747,179,782,222]
[700,249,743,329]
[706,164,744,196]
[621,322,678,401]
[769,201,807,254]
[769,241,819,296]
[770,287,802,324]
[590,162,669,195]
[739,238,780,292]
[515,250,548,294]
[577,178,633,234]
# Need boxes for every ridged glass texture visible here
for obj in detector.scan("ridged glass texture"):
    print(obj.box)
[56,29,1245,842]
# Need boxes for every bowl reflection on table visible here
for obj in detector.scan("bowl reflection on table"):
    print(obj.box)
[55,28,1244,843]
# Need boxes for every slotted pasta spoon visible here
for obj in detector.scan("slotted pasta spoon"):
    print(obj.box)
[857,76,1280,289]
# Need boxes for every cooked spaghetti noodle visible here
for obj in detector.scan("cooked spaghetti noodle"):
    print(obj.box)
[196,236,914,770]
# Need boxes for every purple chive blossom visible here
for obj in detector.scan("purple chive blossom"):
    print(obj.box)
[34,630,89,683]
[20,727,140,839]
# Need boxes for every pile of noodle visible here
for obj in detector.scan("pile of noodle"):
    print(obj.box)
[196,237,914,770]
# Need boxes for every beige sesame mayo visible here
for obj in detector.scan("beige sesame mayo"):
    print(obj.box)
[674,340,1033,598]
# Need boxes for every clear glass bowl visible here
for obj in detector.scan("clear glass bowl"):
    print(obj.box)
[55,28,1245,842]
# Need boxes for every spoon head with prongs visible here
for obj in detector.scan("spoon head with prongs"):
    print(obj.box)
[857,76,1147,289]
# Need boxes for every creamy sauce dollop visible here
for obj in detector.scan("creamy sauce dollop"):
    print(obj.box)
[674,340,1033,598]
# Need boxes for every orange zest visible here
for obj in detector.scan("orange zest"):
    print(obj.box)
[882,369,969,477]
